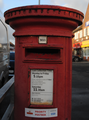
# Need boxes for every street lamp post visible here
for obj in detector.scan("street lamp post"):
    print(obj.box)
[39,0,40,5]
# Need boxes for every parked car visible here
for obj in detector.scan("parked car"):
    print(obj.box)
[9,51,15,77]
[72,55,82,62]
[0,14,9,88]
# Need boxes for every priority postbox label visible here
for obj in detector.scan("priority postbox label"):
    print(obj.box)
[25,108,58,118]
[30,69,53,105]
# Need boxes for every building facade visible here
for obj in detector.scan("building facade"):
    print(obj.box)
[72,3,89,61]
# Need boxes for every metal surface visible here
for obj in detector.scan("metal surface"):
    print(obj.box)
[0,76,14,103]
[0,17,10,88]
[4,5,83,120]
[1,103,14,120]
[39,0,40,5]
[0,76,14,120]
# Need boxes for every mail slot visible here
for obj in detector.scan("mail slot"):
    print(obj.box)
[4,5,83,120]
[23,45,63,63]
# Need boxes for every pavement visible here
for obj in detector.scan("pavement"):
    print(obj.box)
[73,60,89,63]
[72,61,89,120]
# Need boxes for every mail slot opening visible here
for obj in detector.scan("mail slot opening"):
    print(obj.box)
[25,48,61,60]
[25,48,59,54]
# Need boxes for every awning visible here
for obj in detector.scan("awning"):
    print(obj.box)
[81,40,89,48]
[73,42,82,49]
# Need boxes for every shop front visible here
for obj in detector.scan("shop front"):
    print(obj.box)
[73,42,83,58]
[81,40,89,61]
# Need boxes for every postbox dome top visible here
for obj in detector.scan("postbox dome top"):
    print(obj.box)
[4,5,84,25]
[4,5,84,37]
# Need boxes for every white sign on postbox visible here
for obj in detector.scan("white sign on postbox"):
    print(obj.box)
[25,108,58,118]
[30,69,53,105]
[38,36,47,44]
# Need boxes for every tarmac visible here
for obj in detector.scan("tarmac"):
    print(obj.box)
[72,61,89,120]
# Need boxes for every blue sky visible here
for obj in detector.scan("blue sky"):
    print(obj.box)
[3,0,50,12]
[2,0,89,14]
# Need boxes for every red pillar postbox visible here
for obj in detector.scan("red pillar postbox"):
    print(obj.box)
[4,5,83,120]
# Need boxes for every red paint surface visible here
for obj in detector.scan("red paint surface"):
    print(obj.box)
[4,5,83,120]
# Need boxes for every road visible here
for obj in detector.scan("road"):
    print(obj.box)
[72,62,89,120]
[0,62,89,119]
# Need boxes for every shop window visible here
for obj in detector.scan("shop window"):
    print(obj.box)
[82,47,89,56]
[87,47,89,55]
[87,27,89,36]
[78,31,80,38]
[74,50,77,55]
[75,32,78,39]
[74,33,77,39]
[74,49,80,56]
[84,28,87,37]
[86,48,88,56]
[83,48,86,56]
[85,21,89,27]
[80,30,82,38]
